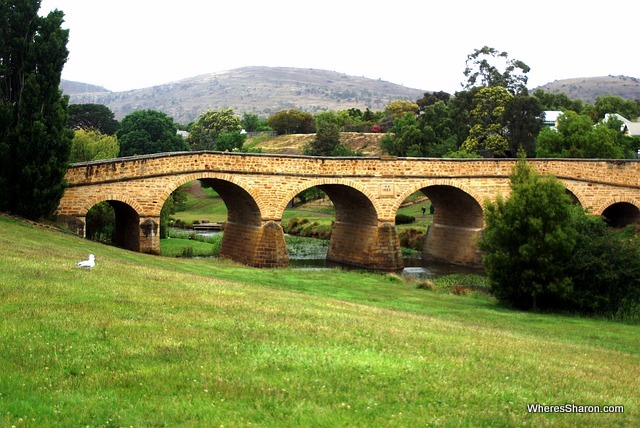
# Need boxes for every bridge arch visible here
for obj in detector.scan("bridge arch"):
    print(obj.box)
[558,180,585,206]
[395,180,485,266]
[278,178,382,218]
[84,197,143,252]
[81,194,145,217]
[156,172,265,221]
[156,172,290,267]
[598,198,640,227]
[280,179,402,270]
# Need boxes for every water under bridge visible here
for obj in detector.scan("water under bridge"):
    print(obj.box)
[56,152,640,271]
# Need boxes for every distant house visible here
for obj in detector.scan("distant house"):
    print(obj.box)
[603,113,640,137]
[542,111,563,128]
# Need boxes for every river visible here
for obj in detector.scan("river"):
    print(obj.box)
[188,229,484,279]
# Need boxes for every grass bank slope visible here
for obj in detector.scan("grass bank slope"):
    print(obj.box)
[246,132,385,156]
[0,215,638,426]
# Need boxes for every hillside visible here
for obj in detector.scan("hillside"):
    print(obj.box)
[535,75,640,103]
[247,132,385,156]
[60,79,110,94]
[64,66,426,123]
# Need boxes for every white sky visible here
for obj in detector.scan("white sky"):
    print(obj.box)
[39,0,640,94]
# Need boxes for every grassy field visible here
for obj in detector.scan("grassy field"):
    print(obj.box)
[1,214,638,427]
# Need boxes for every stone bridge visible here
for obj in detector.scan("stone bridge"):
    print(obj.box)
[56,152,640,271]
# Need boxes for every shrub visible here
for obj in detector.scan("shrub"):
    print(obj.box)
[479,160,577,311]
[398,228,424,250]
[480,159,640,321]
[565,213,640,321]
[395,214,415,225]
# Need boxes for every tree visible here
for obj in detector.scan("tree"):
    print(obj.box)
[535,127,565,158]
[240,112,269,133]
[536,111,626,158]
[479,160,577,310]
[304,112,341,156]
[416,91,451,112]
[267,109,315,135]
[67,104,119,135]
[532,89,583,112]
[117,110,188,156]
[566,212,640,319]
[594,95,640,121]
[382,112,427,157]
[69,129,119,163]
[461,86,513,157]
[417,100,458,157]
[188,108,242,150]
[0,0,73,219]
[503,95,543,157]
[462,46,530,95]
[214,131,246,152]
[384,99,419,119]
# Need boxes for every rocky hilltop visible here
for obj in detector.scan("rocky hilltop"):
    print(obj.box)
[62,66,426,123]
[534,75,640,103]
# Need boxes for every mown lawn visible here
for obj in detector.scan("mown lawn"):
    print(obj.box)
[0,215,638,427]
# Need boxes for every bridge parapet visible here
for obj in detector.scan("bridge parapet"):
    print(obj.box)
[65,152,640,189]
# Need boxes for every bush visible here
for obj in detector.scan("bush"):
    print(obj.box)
[565,213,640,321]
[395,214,415,225]
[479,160,578,311]
[398,228,424,250]
[480,159,640,321]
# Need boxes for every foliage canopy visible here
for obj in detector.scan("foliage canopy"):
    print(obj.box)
[189,108,243,151]
[117,110,188,157]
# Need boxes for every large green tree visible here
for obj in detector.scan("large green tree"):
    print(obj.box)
[117,110,188,156]
[188,108,242,151]
[479,161,578,310]
[461,86,513,157]
[463,46,530,95]
[305,112,341,156]
[67,103,119,135]
[503,95,543,157]
[267,109,315,135]
[594,95,640,121]
[536,111,626,158]
[0,0,73,219]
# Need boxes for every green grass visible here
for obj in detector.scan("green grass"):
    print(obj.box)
[173,182,228,224]
[1,214,638,426]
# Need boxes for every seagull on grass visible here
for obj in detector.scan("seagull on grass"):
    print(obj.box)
[76,254,96,269]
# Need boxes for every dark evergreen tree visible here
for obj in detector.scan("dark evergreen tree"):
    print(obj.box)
[504,95,543,157]
[305,120,341,156]
[479,160,577,310]
[0,0,73,219]
[117,110,188,156]
[67,104,119,135]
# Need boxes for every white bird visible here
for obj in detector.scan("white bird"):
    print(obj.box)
[76,254,96,268]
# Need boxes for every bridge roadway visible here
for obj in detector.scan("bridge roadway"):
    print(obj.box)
[56,151,640,270]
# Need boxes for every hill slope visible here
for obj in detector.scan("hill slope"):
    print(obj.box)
[535,75,640,103]
[64,66,426,123]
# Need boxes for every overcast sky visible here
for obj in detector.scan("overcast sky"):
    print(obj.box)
[39,0,639,94]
